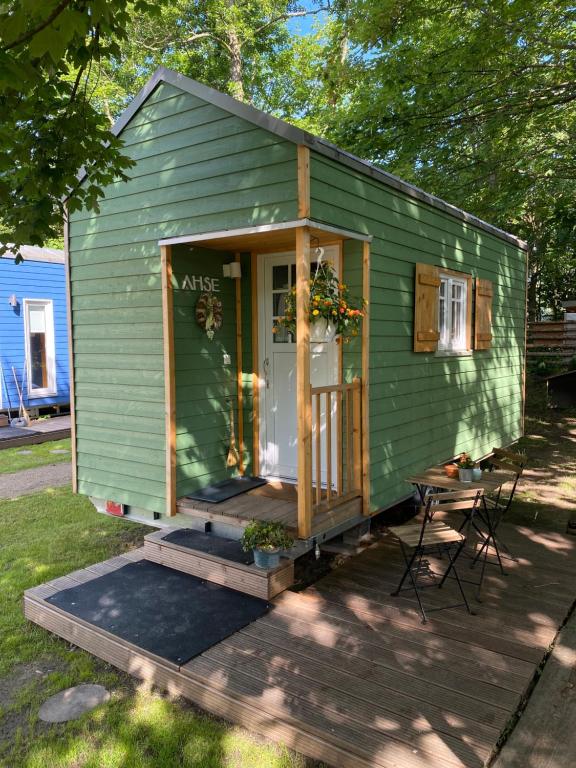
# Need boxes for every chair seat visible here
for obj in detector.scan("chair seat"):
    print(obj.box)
[390,521,464,548]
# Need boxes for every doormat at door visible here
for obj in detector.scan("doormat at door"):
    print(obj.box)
[186,475,266,503]
[46,560,269,666]
[164,528,254,565]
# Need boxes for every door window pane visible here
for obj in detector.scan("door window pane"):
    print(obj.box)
[273,292,287,316]
[273,265,289,290]
[29,307,46,333]
[30,331,48,389]
[272,320,293,343]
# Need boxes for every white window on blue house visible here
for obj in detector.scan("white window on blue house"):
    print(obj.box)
[438,274,469,353]
[23,299,56,397]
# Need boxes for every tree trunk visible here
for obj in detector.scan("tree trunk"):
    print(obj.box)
[225,1,244,102]
[526,244,539,322]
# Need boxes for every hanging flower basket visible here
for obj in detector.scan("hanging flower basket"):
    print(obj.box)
[274,260,366,343]
[310,317,337,343]
[195,292,223,340]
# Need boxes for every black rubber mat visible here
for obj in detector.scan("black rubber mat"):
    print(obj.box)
[0,426,37,439]
[164,529,254,565]
[186,475,266,503]
[46,560,268,665]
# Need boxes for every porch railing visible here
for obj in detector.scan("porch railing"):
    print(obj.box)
[310,377,362,514]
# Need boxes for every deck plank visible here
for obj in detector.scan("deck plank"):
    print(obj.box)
[24,520,576,768]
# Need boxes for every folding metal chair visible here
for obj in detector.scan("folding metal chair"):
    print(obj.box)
[473,447,526,572]
[389,488,483,623]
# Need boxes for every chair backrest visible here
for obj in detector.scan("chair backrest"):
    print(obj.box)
[491,447,526,475]
[416,488,484,547]
[490,447,526,511]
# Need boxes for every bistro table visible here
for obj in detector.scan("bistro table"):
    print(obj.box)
[406,465,514,502]
[406,465,517,596]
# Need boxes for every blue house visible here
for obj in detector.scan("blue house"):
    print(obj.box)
[0,245,70,416]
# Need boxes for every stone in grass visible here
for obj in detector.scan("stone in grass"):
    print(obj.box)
[38,684,110,723]
[49,449,69,454]
[16,450,33,455]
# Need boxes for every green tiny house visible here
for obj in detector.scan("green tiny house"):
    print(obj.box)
[67,67,527,541]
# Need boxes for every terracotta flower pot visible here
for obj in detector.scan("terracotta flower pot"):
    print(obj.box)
[444,463,459,479]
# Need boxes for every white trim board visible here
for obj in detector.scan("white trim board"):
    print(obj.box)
[22,298,57,399]
[158,219,373,248]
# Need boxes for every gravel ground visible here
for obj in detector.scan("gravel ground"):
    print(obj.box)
[0,462,72,498]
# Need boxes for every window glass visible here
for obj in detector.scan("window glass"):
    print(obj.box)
[272,261,325,344]
[438,275,468,352]
[272,265,289,290]
[30,331,48,389]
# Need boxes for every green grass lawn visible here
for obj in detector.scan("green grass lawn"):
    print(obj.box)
[0,487,312,768]
[0,438,71,474]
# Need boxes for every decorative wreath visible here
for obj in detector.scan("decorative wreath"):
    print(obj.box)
[195,291,223,340]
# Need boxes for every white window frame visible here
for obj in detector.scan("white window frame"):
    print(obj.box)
[23,298,57,398]
[438,274,469,354]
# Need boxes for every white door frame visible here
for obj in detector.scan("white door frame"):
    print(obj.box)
[256,247,340,482]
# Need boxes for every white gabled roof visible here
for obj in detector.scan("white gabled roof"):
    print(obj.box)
[1,244,65,264]
[93,66,529,252]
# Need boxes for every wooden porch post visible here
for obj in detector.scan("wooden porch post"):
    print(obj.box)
[361,240,371,515]
[250,251,260,475]
[161,244,176,517]
[63,208,77,493]
[234,252,245,475]
[296,226,313,538]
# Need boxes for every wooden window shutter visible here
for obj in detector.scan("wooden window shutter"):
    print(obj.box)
[475,278,493,350]
[414,263,440,352]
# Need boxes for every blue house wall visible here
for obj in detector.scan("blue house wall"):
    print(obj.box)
[0,254,70,411]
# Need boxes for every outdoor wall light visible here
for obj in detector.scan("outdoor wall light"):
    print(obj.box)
[222,262,242,279]
[8,294,17,307]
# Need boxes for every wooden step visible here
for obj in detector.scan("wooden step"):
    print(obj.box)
[143,529,294,600]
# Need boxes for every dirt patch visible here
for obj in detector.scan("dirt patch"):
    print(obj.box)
[0,658,69,745]
[512,380,576,533]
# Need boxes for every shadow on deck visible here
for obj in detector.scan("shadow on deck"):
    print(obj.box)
[177,479,364,539]
[24,519,576,768]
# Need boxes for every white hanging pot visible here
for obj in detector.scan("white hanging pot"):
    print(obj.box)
[310,317,337,343]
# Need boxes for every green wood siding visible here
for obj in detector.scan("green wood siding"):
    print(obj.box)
[310,152,526,513]
[172,246,254,497]
[69,81,297,514]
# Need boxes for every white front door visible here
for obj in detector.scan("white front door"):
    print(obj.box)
[258,249,339,482]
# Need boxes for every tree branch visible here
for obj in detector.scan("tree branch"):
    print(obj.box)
[254,5,331,35]
[2,0,72,52]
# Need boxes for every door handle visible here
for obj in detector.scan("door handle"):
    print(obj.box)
[263,357,270,389]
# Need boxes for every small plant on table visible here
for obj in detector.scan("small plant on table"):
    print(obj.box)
[241,520,294,569]
[456,452,476,483]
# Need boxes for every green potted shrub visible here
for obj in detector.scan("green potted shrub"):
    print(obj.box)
[241,520,294,569]
[456,452,476,483]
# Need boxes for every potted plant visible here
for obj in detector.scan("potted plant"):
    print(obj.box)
[241,520,294,569]
[456,452,476,483]
[444,462,459,479]
[274,260,366,343]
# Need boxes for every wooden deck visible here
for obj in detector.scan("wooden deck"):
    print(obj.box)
[0,414,71,450]
[24,518,576,768]
[177,481,363,538]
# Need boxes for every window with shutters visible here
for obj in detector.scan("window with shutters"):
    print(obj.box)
[414,264,489,353]
[438,274,469,352]
[23,299,57,397]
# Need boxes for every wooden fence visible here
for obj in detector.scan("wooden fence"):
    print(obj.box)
[527,321,576,360]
